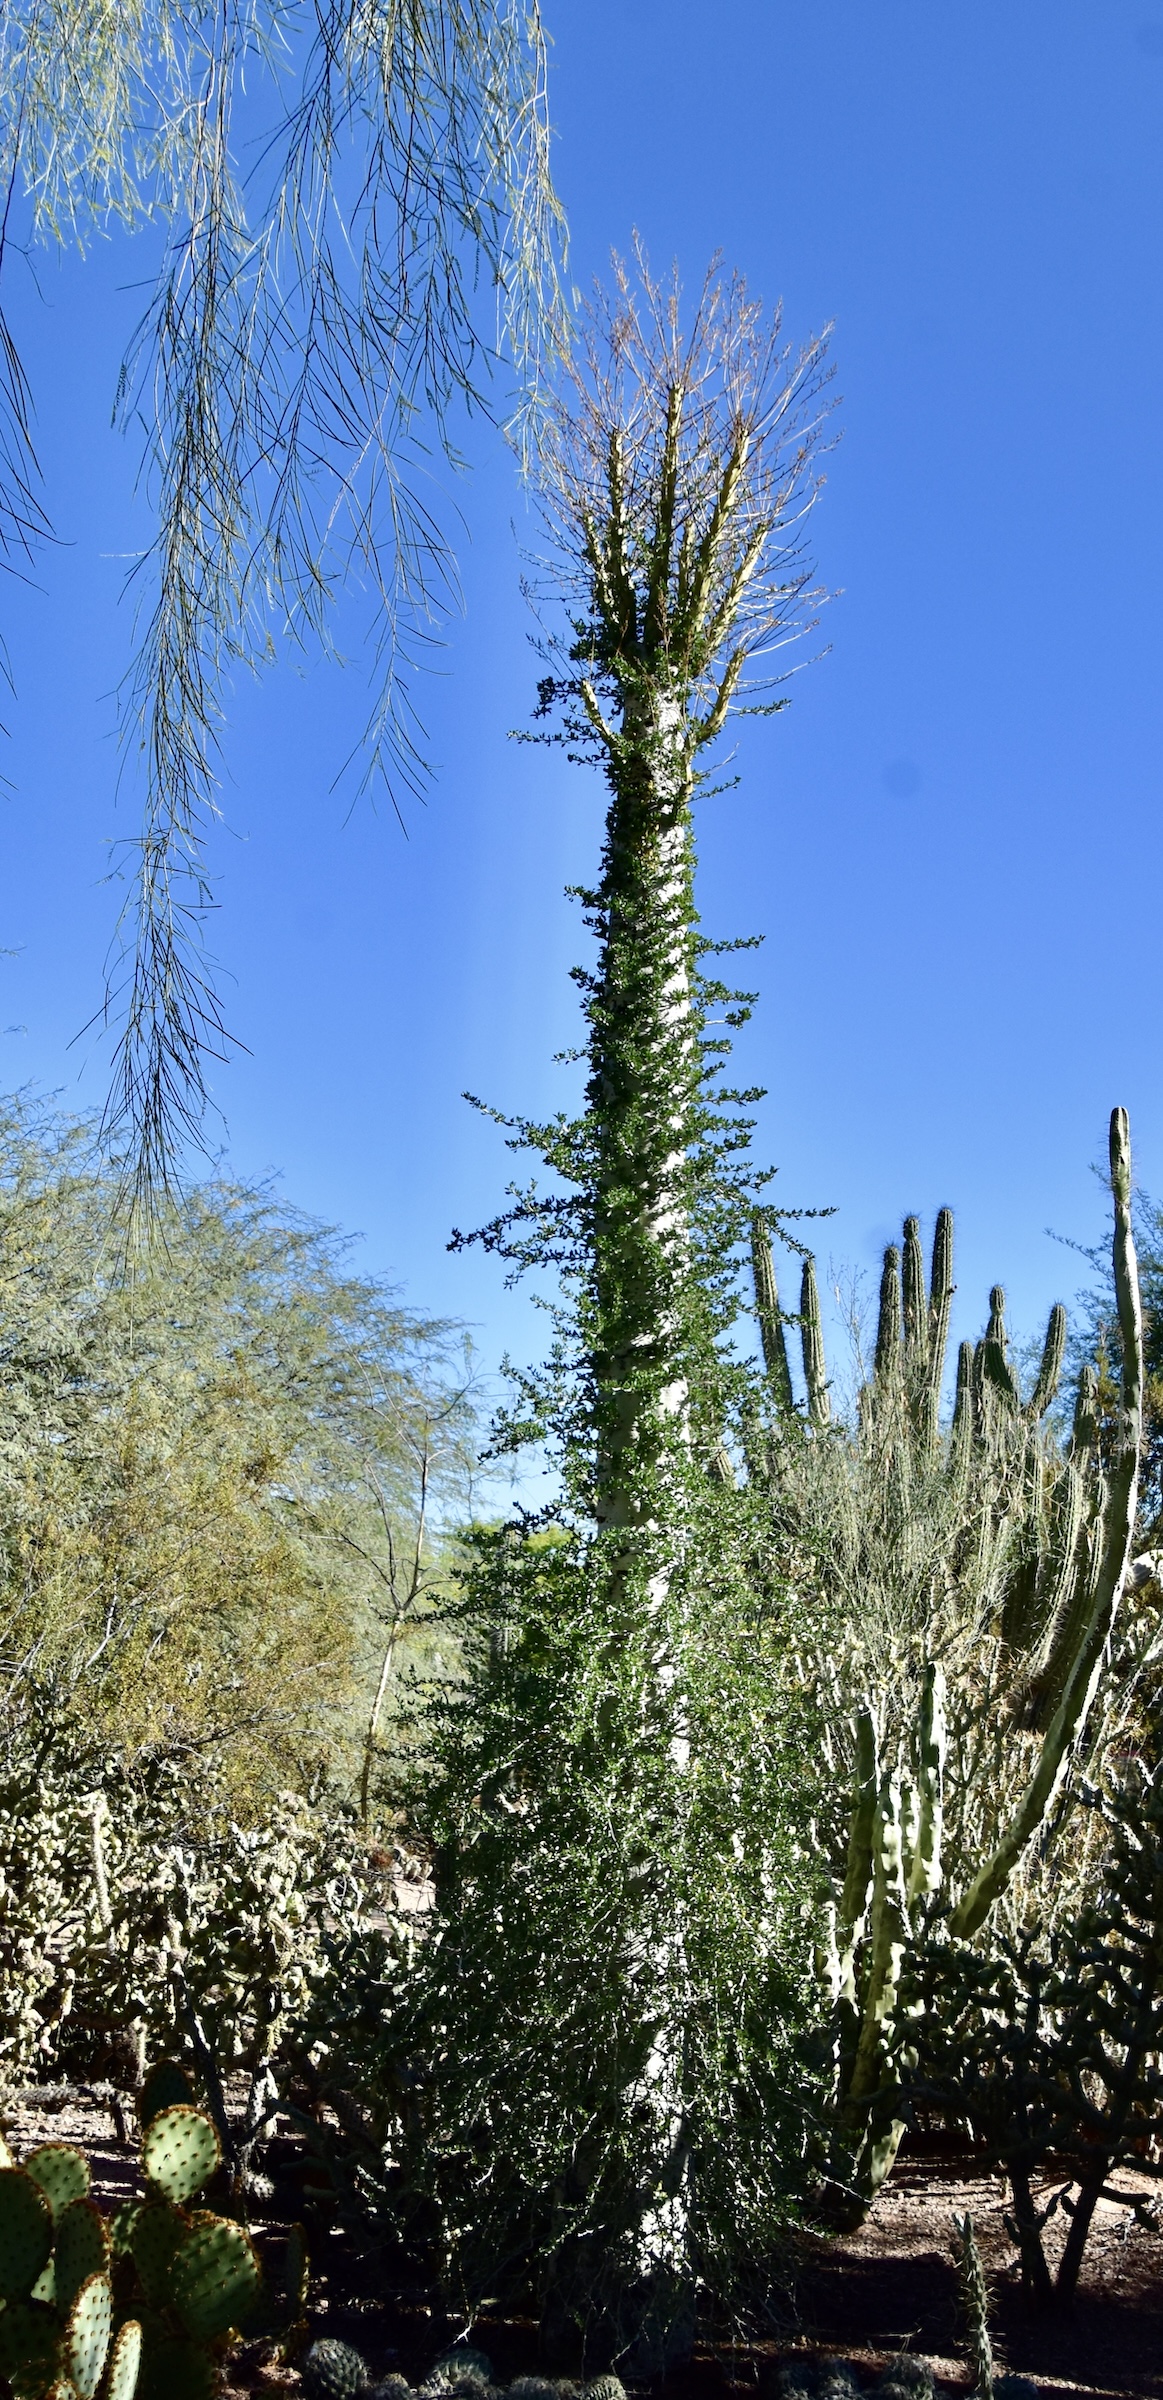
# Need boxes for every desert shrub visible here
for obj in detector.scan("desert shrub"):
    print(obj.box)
[310,1509,823,2348]
[905,1754,1163,2305]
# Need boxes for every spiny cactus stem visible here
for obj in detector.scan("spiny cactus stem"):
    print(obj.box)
[837,1707,879,1991]
[800,1255,830,1428]
[950,1108,1144,1939]
[924,1208,955,1452]
[902,1217,928,1362]
[874,1245,902,1383]
[1028,1301,1067,1421]
[953,2212,994,2400]
[750,1208,795,1414]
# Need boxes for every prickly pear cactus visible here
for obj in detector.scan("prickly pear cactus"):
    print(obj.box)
[138,2065,194,2130]
[141,2109,220,2209]
[301,2339,370,2400]
[0,2099,281,2400]
[169,2217,261,2343]
[106,2324,143,2400]
[0,2168,54,2298]
[26,2150,91,2224]
[63,2272,113,2400]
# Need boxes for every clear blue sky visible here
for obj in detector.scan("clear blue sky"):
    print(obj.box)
[2,0,1161,1400]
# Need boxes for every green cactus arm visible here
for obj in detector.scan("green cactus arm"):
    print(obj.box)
[1027,1302,1067,1421]
[906,1662,946,1903]
[800,1255,830,1427]
[980,1285,1020,1409]
[837,1707,880,1975]
[1072,1362,1101,1455]
[902,1218,928,1363]
[950,1339,973,1444]
[846,1771,909,2107]
[950,1108,1143,1938]
[1026,1463,1099,1723]
[749,1209,794,1413]
[923,1210,955,1452]
[874,1246,902,1383]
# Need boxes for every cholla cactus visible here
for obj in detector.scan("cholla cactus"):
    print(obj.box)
[0,1712,379,2109]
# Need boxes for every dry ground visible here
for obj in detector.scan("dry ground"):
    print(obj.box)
[5,2090,1161,2400]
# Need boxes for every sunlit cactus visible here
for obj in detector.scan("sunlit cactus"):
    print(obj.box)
[750,1209,795,1415]
[902,1217,927,1364]
[1027,1301,1067,1422]
[800,1256,830,1427]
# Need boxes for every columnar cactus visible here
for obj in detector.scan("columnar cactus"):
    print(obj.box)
[756,1109,1151,2208]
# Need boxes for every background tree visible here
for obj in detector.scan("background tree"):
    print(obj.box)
[0,1092,475,1808]
[0,0,565,1202]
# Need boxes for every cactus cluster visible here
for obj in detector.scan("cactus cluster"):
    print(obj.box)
[0,1729,378,2103]
[772,2364,1034,2400]
[0,2068,286,2400]
[752,1110,1152,2208]
[305,2351,625,2400]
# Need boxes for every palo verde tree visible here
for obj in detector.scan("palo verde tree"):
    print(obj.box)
[354,256,835,2364]
[0,1091,475,1809]
[0,0,564,1203]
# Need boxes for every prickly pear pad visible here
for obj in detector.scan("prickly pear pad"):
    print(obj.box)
[129,2205,186,2308]
[63,2273,112,2400]
[138,2064,194,2131]
[25,2149,90,2223]
[54,2202,110,2316]
[170,2217,260,2343]
[0,2297,62,2394]
[141,2110,220,2208]
[0,2170,54,2299]
[106,2319,142,2400]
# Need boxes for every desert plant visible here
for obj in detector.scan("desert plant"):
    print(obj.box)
[905,1749,1163,2307]
[750,1108,1152,2208]
[0,2092,284,2400]
[0,1095,475,1806]
[0,1705,381,2127]
[317,252,835,2363]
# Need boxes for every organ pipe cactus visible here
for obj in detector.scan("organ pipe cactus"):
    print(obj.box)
[757,1110,1151,2209]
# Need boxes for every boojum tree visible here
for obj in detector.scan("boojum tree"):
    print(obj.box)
[412,254,834,2358]
[532,251,831,1555]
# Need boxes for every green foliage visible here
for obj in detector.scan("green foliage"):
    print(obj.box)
[312,260,841,2355]
[0,0,565,1196]
[0,1095,473,1807]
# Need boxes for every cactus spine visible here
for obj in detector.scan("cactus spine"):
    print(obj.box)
[952,2214,994,2400]
[874,1247,902,1382]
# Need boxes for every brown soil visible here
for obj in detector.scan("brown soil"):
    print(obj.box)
[6,2090,1162,2400]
